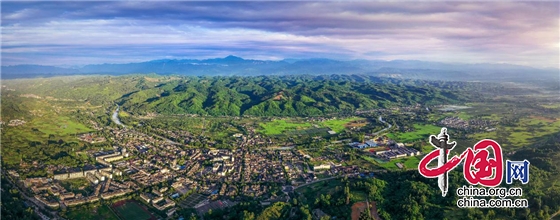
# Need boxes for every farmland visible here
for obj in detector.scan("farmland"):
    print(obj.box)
[470,116,560,150]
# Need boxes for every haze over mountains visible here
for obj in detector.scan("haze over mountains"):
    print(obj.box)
[2,56,558,84]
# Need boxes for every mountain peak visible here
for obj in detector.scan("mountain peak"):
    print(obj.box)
[223,55,244,61]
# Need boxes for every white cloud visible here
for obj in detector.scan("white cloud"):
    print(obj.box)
[1,2,558,68]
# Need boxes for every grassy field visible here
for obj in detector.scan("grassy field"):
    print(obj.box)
[118,110,131,118]
[3,114,92,141]
[540,103,560,109]
[1,109,93,167]
[258,119,313,135]
[296,178,344,199]
[345,157,383,171]
[376,156,421,170]
[320,117,365,133]
[65,204,119,220]
[356,154,421,171]
[387,124,442,143]
[113,201,153,220]
[35,115,92,136]
[470,116,560,150]
[258,117,365,135]
[432,111,473,121]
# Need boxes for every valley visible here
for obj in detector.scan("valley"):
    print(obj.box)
[1,74,559,220]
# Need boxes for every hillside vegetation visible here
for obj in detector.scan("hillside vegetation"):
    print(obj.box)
[4,75,478,117]
[116,75,477,116]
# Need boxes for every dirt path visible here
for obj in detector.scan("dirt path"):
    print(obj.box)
[550,209,560,220]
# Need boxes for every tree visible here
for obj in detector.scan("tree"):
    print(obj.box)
[241,210,255,220]
[345,185,351,205]
[298,206,312,220]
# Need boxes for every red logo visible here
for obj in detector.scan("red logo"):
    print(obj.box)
[418,128,503,196]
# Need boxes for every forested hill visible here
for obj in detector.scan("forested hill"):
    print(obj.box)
[3,74,488,117]
[118,75,471,116]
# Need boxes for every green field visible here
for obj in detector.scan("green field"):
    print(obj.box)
[319,117,364,133]
[113,201,152,220]
[3,114,92,142]
[540,103,560,109]
[1,109,94,168]
[118,111,130,118]
[258,117,364,135]
[387,124,442,143]
[258,119,313,135]
[65,205,119,220]
[376,156,421,170]
[356,154,421,171]
[434,111,473,120]
[33,115,92,136]
[470,116,560,150]
[295,178,344,198]
[346,157,382,171]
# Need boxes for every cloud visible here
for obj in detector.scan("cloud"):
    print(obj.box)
[1,2,558,68]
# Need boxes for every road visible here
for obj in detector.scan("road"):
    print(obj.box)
[550,209,560,220]
[294,169,388,190]
[294,175,343,190]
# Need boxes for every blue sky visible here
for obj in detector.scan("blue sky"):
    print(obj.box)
[1,1,558,68]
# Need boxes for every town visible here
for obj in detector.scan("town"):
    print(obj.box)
[8,117,420,219]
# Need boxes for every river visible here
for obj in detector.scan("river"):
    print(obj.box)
[372,116,392,136]
[112,104,125,127]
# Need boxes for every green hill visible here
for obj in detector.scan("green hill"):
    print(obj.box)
[117,75,469,116]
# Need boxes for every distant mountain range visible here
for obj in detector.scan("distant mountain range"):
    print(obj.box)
[2,56,558,84]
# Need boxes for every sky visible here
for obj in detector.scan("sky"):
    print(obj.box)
[1,1,559,68]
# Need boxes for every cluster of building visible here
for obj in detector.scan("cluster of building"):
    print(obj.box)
[78,133,106,143]
[439,117,468,129]
[348,140,379,149]
[12,124,376,217]
[439,116,496,130]
[24,165,135,208]
[348,135,400,150]
[347,135,421,161]
[94,149,129,166]
[7,119,26,126]
[140,190,177,211]
[373,143,421,160]
[52,165,114,182]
